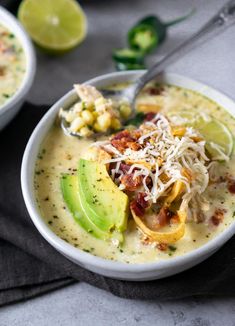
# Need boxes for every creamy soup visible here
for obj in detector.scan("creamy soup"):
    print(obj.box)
[34,84,235,263]
[0,24,26,107]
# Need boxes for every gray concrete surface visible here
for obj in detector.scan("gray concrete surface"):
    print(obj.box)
[0,283,235,326]
[1,0,235,324]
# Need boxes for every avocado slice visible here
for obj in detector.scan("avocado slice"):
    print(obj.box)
[61,174,111,241]
[78,159,129,233]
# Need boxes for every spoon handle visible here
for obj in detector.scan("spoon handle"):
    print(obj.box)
[134,0,235,97]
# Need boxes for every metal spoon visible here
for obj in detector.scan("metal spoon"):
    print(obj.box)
[62,0,235,137]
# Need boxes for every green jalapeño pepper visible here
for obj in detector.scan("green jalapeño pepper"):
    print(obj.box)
[128,9,195,53]
[112,48,145,64]
[115,61,146,71]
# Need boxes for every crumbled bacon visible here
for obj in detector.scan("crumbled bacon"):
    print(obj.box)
[141,235,151,245]
[211,208,226,226]
[111,130,141,153]
[157,243,168,251]
[121,174,143,191]
[111,130,132,141]
[136,192,149,209]
[119,163,131,173]
[126,141,142,151]
[227,177,235,194]
[152,207,173,230]
[130,199,145,217]
[170,215,180,224]
[111,140,128,153]
[0,66,5,76]
[144,112,156,121]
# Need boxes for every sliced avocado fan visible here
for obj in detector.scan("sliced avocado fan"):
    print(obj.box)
[78,159,129,233]
[61,174,111,240]
[60,160,129,242]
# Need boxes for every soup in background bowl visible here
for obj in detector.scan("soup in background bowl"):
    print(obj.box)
[0,23,26,107]
[0,7,35,130]
[21,72,235,280]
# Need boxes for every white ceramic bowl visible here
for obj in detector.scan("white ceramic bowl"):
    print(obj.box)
[0,6,36,130]
[21,71,235,281]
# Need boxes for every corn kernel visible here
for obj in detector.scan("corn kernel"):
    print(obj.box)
[120,103,131,119]
[81,110,94,124]
[66,111,78,123]
[97,112,111,130]
[86,102,95,111]
[94,122,103,132]
[73,102,83,113]
[92,111,99,118]
[70,117,85,132]
[94,97,106,112]
[111,118,121,130]
[95,97,113,113]
[79,126,93,137]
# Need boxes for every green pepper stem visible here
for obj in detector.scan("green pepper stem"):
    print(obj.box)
[164,8,196,27]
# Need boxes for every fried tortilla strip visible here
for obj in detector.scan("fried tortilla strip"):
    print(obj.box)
[171,126,186,137]
[164,180,185,206]
[137,103,161,113]
[131,207,187,244]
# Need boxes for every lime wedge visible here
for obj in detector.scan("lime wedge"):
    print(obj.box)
[18,0,87,52]
[168,110,233,160]
[197,119,233,160]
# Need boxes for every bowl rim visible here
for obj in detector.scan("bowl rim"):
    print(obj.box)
[0,6,36,116]
[21,70,235,274]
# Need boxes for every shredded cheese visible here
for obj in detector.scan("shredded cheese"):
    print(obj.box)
[95,114,213,206]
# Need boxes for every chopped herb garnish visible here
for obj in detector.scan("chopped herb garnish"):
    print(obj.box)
[168,245,177,252]
[125,112,145,126]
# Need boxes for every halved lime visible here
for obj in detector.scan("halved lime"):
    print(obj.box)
[168,110,233,160]
[18,0,87,52]
[197,119,233,160]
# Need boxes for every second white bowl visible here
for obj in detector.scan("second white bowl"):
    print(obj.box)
[0,6,36,130]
